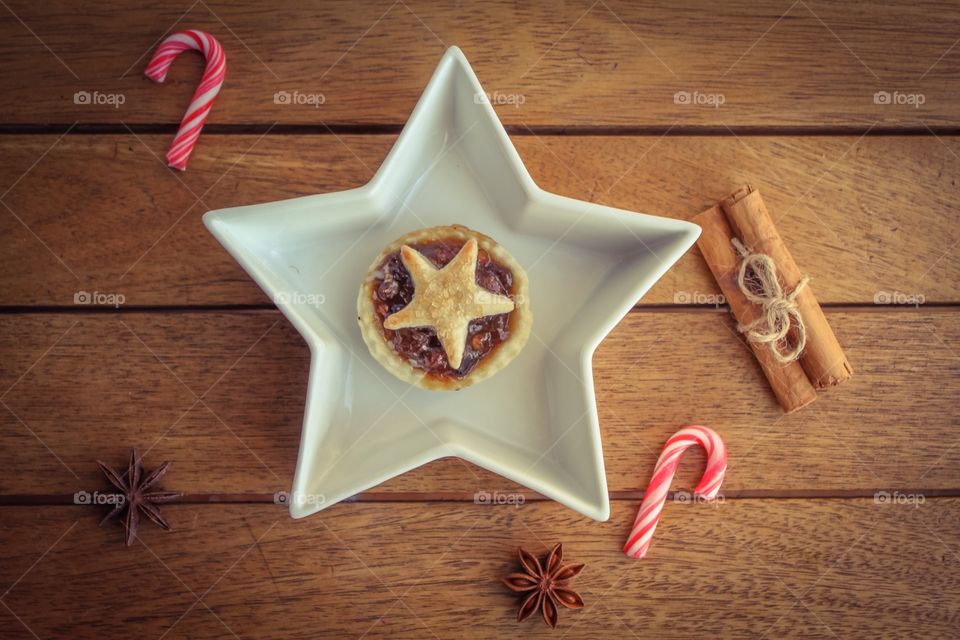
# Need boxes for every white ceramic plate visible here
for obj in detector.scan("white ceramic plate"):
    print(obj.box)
[204,47,699,521]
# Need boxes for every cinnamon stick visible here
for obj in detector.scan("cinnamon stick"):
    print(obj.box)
[720,186,853,389]
[693,205,818,413]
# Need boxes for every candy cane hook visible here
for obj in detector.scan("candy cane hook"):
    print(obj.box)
[623,425,727,559]
[144,30,227,171]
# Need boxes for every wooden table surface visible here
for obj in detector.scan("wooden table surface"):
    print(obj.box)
[1,2,958,638]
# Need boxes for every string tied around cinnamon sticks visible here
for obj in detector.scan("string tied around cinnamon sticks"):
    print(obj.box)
[731,237,810,364]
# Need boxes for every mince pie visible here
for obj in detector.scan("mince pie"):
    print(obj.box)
[358,225,531,390]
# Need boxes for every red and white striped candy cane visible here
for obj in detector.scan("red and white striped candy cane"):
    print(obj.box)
[623,425,727,559]
[144,30,226,171]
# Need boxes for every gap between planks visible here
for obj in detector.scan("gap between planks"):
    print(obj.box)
[3,489,960,506]
[4,124,960,137]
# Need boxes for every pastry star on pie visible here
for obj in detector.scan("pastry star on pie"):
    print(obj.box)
[358,225,532,390]
[384,239,515,369]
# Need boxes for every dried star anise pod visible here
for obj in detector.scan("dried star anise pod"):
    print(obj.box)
[96,449,180,546]
[501,543,585,628]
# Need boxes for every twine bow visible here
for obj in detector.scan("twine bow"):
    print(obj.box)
[731,238,809,364]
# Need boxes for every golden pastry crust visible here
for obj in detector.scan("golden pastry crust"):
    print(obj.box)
[357,225,532,390]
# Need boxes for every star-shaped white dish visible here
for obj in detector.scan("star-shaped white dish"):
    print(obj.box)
[204,47,699,521]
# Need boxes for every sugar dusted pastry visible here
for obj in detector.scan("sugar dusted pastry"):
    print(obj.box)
[358,225,531,390]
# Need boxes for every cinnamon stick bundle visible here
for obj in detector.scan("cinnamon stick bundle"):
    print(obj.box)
[695,205,817,413]
[693,186,852,413]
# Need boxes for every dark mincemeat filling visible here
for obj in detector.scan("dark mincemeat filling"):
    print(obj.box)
[371,240,514,379]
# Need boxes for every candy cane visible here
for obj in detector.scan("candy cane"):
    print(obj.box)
[144,30,226,171]
[623,425,727,559]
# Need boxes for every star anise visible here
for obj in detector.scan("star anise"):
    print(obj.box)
[501,543,585,628]
[96,449,180,546]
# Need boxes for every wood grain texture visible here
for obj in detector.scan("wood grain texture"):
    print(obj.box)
[1,1,959,127]
[1,500,958,638]
[1,309,957,495]
[1,134,957,306]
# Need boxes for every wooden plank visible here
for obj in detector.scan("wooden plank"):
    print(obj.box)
[1,1,959,127]
[1,500,958,638]
[1,309,957,495]
[0,134,956,306]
